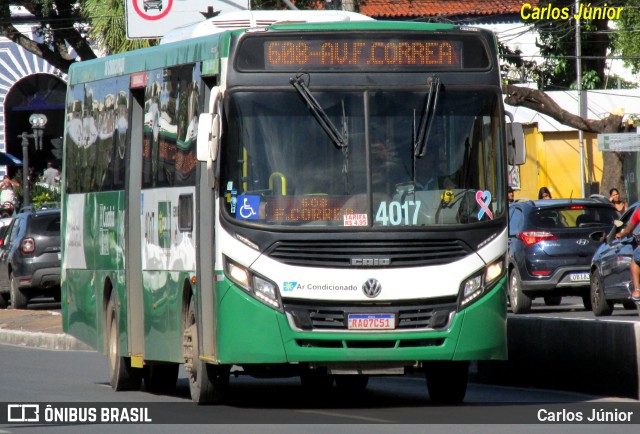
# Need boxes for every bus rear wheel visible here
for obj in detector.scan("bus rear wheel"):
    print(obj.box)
[183,298,229,404]
[425,361,469,404]
[106,292,142,391]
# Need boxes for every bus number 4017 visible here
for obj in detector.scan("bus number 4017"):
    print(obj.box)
[375,200,421,226]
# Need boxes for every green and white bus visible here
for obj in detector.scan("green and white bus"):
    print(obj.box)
[62,10,509,404]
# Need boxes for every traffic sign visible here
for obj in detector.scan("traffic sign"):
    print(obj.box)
[598,133,640,152]
[125,0,249,39]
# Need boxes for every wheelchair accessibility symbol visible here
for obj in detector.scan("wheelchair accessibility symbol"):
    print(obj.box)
[237,195,260,220]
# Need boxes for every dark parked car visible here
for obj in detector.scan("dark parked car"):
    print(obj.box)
[0,209,61,309]
[590,201,640,316]
[508,198,618,314]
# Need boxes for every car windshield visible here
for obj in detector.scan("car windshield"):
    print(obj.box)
[221,89,505,229]
[533,206,618,229]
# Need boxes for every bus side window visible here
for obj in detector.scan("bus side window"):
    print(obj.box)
[178,194,194,232]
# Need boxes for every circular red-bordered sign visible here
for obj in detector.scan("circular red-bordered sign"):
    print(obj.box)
[132,0,174,21]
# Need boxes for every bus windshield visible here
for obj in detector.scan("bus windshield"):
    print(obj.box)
[222,88,505,228]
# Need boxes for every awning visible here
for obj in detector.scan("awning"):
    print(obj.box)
[0,152,22,166]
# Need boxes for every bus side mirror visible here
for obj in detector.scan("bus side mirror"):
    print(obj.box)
[197,86,222,162]
[196,113,220,162]
[505,112,526,166]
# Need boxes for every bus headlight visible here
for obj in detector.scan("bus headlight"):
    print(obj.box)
[459,256,505,309]
[224,256,282,311]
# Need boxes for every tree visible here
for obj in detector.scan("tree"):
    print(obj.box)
[503,84,627,196]
[614,0,640,75]
[512,0,638,196]
[0,1,96,73]
[81,0,156,55]
[0,0,326,73]
[523,0,622,90]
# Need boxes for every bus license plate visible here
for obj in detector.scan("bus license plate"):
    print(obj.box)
[347,314,395,330]
[570,273,589,282]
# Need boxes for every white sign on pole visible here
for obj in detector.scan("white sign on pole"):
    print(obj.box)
[125,0,250,39]
[598,133,640,152]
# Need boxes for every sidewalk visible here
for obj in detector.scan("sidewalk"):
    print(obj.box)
[0,308,92,351]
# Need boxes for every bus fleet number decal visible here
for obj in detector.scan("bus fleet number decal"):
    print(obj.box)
[375,201,421,226]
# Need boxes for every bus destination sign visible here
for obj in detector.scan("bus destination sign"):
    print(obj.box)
[235,34,482,72]
[265,39,461,70]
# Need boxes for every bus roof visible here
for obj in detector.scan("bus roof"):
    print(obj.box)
[68,19,490,86]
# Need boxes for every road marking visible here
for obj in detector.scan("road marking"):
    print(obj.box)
[296,409,393,423]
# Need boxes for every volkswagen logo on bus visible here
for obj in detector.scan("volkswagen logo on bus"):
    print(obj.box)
[362,278,382,298]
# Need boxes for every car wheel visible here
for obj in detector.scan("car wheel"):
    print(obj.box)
[10,273,28,310]
[0,292,7,309]
[106,291,142,391]
[508,269,532,314]
[543,296,562,306]
[425,361,469,404]
[590,269,613,317]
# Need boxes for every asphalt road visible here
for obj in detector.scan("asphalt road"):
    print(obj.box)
[0,344,638,434]
[516,296,640,321]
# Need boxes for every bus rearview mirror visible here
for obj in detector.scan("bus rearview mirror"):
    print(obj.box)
[197,113,220,162]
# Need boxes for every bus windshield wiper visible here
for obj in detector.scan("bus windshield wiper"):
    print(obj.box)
[291,75,347,148]
[414,77,441,158]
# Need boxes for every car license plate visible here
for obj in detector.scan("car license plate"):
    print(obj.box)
[570,273,590,282]
[347,314,395,330]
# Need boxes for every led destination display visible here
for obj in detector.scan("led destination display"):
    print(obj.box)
[236,34,490,71]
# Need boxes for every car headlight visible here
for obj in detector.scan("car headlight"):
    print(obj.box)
[459,256,505,309]
[224,257,281,311]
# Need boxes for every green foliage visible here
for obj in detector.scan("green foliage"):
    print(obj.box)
[518,0,622,90]
[79,0,158,54]
[614,0,640,75]
[31,184,60,209]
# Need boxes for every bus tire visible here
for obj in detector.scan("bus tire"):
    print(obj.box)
[425,361,468,404]
[334,375,369,393]
[143,364,179,394]
[508,269,531,314]
[184,298,229,404]
[106,292,142,391]
[10,273,28,309]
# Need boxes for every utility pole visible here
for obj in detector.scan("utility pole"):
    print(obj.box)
[575,0,587,197]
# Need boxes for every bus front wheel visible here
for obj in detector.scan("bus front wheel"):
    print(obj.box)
[425,361,469,404]
[183,298,229,404]
[106,292,142,391]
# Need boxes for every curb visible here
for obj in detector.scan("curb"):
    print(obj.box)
[0,329,93,351]
[476,317,640,400]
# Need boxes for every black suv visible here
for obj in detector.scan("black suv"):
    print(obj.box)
[508,199,617,314]
[0,209,61,309]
